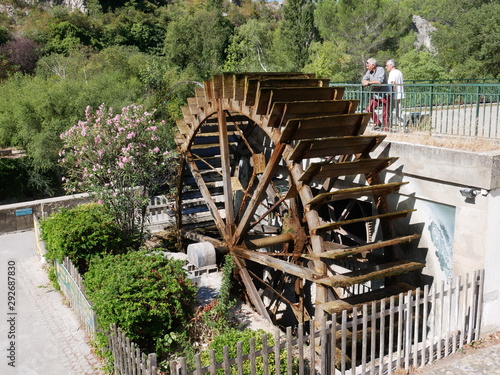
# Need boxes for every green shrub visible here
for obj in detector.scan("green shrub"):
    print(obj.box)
[200,328,295,375]
[40,202,126,273]
[84,250,197,357]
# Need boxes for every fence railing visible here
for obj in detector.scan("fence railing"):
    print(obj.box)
[339,83,500,138]
[32,218,485,375]
[166,270,484,375]
[33,218,98,340]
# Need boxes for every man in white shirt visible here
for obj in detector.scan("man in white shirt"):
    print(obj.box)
[362,58,391,130]
[386,59,405,128]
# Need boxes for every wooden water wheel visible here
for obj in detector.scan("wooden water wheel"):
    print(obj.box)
[174,73,423,327]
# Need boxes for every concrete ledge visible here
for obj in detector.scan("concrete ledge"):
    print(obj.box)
[376,141,500,190]
[0,193,91,234]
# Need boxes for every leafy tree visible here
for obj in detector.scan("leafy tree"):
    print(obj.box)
[433,2,500,78]
[274,0,318,71]
[223,18,275,72]
[398,49,448,82]
[303,40,357,82]
[163,4,233,79]
[84,250,197,356]
[0,25,10,44]
[0,47,153,171]
[314,0,412,73]
[59,103,178,240]
[0,157,64,203]
[0,36,40,74]
[40,203,126,272]
[99,5,167,54]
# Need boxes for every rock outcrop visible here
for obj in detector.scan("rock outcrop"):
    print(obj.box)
[412,15,437,53]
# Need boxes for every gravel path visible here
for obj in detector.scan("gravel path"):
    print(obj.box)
[0,230,105,375]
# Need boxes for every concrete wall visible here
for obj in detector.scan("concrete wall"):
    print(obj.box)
[0,193,90,234]
[373,141,500,335]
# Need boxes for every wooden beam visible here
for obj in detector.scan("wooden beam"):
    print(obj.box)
[306,182,409,209]
[233,248,322,282]
[299,157,398,185]
[233,255,272,321]
[316,260,425,288]
[185,151,226,235]
[302,234,421,260]
[217,99,235,237]
[289,135,385,163]
[234,142,286,243]
[311,209,416,235]
[244,233,294,249]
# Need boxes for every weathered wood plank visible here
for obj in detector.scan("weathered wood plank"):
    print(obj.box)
[317,261,424,288]
[320,282,415,314]
[233,248,322,282]
[289,134,385,163]
[303,234,421,260]
[256,87,345,115]
[300,157,398,185]
[234,142,286,241]
[244,73,317,106]
[233,255,272,321]
[185,151,227,235]
[306,181,408,208]
[267,99,359,128]
[278,113,371,142]
[311,209,416,234]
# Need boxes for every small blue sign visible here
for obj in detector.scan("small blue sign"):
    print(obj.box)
[15,208,33,216]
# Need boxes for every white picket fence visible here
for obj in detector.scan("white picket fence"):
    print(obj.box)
[167,270,484,375]
[147,195,175,231]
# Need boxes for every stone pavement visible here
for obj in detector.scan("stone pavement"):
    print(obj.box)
[415,343,500,375]
[0,230,105,375]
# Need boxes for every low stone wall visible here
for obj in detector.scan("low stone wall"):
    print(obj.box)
[0,193,91,234]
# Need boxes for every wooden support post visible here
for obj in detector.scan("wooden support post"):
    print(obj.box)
[217,98,235,238]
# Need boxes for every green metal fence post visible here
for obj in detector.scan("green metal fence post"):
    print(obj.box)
[475,86,481,137]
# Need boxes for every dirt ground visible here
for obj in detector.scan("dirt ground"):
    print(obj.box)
[368,130,500,152]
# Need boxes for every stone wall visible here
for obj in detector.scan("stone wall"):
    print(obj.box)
[373,141,500,335]
[0,193,90,234]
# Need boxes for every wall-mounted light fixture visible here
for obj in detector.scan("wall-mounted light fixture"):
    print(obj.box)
[459,187,480,199]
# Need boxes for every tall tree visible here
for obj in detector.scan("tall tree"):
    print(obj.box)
[433,2,500,78]
[163,4,233,79]
[273,0,318,71]
[315,0,412,73]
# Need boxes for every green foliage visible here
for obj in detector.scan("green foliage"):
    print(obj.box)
[199,328,295,375]
[223,18,275,72]
[279,0,318,70]
[84,250,198,356]
[163,5,233,80]
[202,254,237,333]
[398,50,448,81]
[303,40,357,81]
[40,203,126,272]
[315,0,413,72]
[0,157,64,203]
[433,2,500,78]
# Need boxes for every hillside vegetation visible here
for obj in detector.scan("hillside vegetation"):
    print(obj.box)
[0,0,499,200]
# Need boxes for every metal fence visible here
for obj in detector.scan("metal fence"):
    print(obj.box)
[339,84,500,138]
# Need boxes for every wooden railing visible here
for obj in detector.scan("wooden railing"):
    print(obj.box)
[169,270,484,375]
[34,223,484,375]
